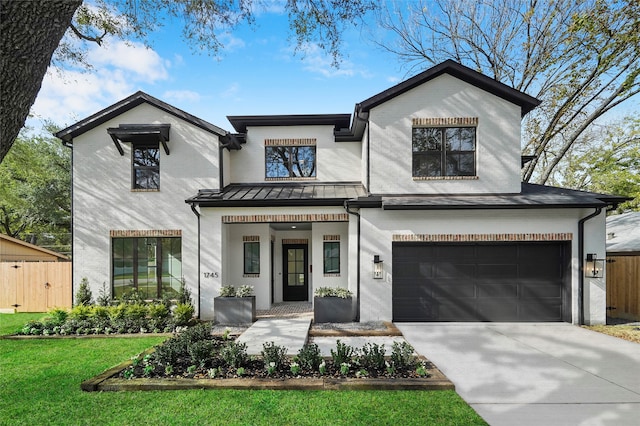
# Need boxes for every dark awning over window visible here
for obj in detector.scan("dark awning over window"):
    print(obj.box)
[107,124,171,155]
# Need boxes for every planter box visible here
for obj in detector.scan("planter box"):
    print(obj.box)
[314,296,353,323]
[214,296,256,324]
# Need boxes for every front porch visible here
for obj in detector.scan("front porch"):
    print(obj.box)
[256,301,312,319]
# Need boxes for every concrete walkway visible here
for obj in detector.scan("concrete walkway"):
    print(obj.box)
[236,317,311,356]
[397,323,640,426]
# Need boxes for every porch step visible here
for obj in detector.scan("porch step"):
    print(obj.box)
[236,317,312,356]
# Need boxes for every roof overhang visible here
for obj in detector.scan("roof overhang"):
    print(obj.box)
[227,114,351,134]
[106,124,170,156]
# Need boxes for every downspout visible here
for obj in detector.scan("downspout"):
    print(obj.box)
[578,207,602,325]
[190,204,201,319]
[344,200,361,322]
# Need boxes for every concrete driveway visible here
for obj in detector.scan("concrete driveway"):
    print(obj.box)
[397,323,640,426]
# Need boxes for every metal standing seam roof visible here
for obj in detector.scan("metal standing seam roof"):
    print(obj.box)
[186,182,367,207]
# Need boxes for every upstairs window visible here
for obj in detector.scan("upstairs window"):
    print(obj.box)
[265,139,317,179]
[133,144,160,189]
[412,127,476,177]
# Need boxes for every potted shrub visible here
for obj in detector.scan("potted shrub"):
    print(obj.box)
[214,285,256,324]
[314,287,354,323]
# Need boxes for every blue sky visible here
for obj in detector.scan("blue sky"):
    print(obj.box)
[30,8,406,134]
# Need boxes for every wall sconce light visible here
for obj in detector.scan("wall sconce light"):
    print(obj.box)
[373,255,383,279]
[585,253,604,278]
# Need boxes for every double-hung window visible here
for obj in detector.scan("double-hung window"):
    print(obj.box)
[133,144,160,189]
[412,127,476,177]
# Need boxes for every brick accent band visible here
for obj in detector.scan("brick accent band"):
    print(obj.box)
[323,235,340,241]
[412,117,478,126]
[392,233,573,242]
[243,236,260,242]
[265,138,316,146]
[282,239,309,244]
[413,176,479,181]
[222,214,349,223]
[265,177,317,182]
[110,229,182,237]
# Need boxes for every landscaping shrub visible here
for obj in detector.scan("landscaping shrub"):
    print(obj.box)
[391,341,417,369]
[219,341,249,368]
[188,340,218,368]
[330,339,355,365]
[69,304,92,321]
[261,342,287,370]
[359,342,387,371]
[173,303,195,326]
[74,277,93,306]
[295,343,322,371]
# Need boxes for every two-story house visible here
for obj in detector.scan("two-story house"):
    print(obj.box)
[56,60,626,324]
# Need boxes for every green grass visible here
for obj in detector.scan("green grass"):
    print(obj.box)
[0,314,487,425]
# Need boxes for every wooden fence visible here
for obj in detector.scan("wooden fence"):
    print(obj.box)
[0,261,72,312]
[606,255,640,321]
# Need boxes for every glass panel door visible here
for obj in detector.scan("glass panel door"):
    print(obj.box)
[282,244,308,301]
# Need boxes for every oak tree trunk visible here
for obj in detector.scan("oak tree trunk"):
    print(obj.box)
[0,0,82,162]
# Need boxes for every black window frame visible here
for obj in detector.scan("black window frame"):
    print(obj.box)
[265,145,316,178]
[111,236,182,300]
[132,143,160,189]
[323,241,340,274]
[412,126,476,177]
[244,241,261,275]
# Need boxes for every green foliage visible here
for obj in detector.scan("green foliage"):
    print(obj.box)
[220,341,249,368]
[96,282,112,306]
[0,132,70,250]
[188,340,218,368]
[46,308,69,326]
[236,285,254,297]
[330,339,355,365]
[74,277,93,306]
[314,286,353,298]
[296,343,323,371]
[173,303,195,326]
[219,285,236,297]
[125,303,149,320]
[359,342,387,371]
[390,341,417,370]
[261,341,287,369]
[177,279,193,306]
[69,304,92,320]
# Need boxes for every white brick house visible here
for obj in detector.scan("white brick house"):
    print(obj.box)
[56,60,626,324]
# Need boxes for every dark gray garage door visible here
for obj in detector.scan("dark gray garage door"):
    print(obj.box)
[392,242,571,322]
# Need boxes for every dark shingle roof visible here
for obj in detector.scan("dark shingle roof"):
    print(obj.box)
[378,183,629,210]
[186,182,366,207]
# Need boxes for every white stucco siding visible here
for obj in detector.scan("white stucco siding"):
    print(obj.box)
[358,208,607,324]
[229,125,361,183]
[71,102,220,309]
[368,74,522,195]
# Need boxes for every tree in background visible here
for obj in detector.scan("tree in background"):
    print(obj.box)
[0,129,71,254]
[0,0,377,162]
[556,117,639,212]
[375,0,640,187]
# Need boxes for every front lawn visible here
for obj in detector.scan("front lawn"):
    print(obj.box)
[0,313,486,425]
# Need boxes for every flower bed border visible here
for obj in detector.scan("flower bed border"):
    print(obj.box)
[81,354,454,392]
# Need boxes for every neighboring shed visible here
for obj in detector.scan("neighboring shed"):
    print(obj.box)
[0,234,69,262]
[606,212,640,321]
[0,234,72,312]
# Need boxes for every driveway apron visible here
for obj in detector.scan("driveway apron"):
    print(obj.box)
[397,323,640,426]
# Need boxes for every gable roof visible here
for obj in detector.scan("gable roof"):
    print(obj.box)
[358,59,541,118]
[0,234,69,261]
[606,212,640,252]
[55,91,228,144]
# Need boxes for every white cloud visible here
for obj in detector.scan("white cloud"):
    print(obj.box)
[291,43,371,79]
[163,90,201,103]
[221,83,241,99]
[387,76,400,84]
[219,32,246,51]
[87,40,169,82]
[29,41,171,129]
